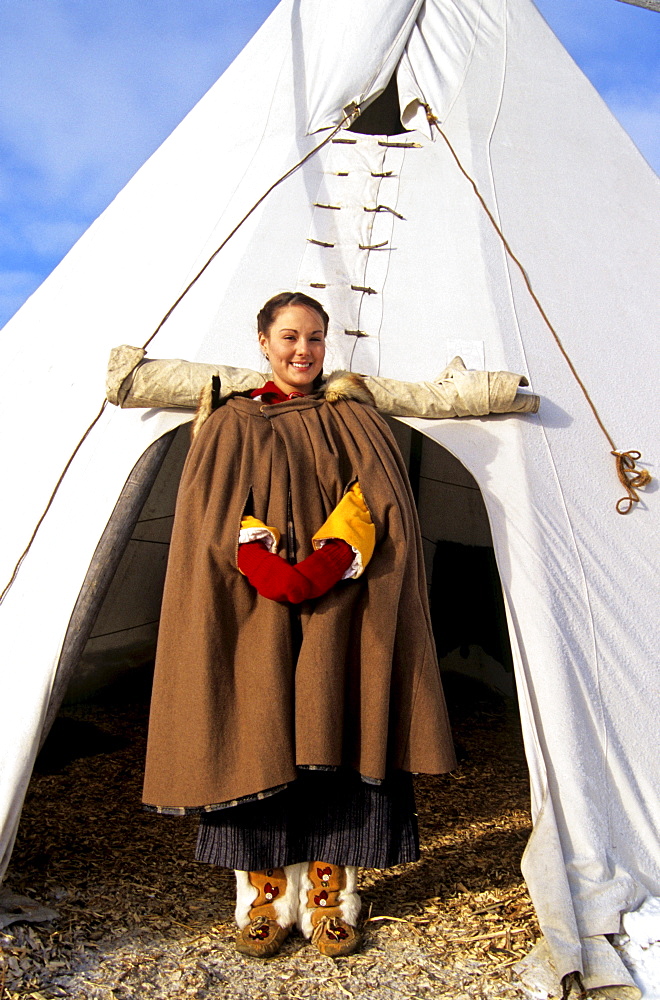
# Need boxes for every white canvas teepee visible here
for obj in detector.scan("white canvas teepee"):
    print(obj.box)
[1,0,658,991]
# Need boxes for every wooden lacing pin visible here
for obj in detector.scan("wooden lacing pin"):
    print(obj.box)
[314,203,341,210]
[378,140,421,148]
[332,137,357,144]
[351,284,377,295]
[309,282,327,289]
[307,239,335,248]
[335,171,349,176]
[364,205,405,220]
[371,171,393,178]
[345,329,368,338]
[358,241,389,251]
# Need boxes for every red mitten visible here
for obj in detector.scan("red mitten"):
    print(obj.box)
[237,541,311,603]
[294,539,355,599]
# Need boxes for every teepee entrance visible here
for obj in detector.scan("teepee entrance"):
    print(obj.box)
[388,420,515,698]
[62,418,514,711]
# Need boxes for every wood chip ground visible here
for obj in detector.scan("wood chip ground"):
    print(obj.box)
[1,672,547,999]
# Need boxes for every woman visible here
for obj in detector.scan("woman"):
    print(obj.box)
[108,292,538,959]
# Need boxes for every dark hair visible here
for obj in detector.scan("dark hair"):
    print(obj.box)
[257,291,329,337]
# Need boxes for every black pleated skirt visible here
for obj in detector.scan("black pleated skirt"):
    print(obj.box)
[195,769,419,871]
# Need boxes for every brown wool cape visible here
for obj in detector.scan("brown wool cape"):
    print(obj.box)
[143,375,456,812]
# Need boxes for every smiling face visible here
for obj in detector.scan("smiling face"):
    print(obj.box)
[259,303,326,396]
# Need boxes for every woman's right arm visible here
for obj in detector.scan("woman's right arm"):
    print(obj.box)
[106,344,266,409]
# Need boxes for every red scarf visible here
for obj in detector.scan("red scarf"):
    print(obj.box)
[250,381,306,404]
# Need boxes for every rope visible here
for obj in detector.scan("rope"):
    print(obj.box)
[0,109,361,605]
[0,400,108,605]
[424,104,651,515]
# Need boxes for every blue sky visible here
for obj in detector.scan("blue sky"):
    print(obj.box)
[0,0,658,329]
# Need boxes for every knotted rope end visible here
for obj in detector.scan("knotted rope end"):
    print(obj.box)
[612,450,652,514]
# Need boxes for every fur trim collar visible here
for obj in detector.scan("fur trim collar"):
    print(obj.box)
[193,371,374,437]
[320,371,375,407]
